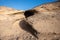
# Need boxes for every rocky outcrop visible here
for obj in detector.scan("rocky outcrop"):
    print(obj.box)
[0,6,39,40]
[30,2,60,33]
[0,1,60,40]
[23,1,60,40]
[0,6,25,40]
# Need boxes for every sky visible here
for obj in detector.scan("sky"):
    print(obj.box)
[0,0,58,10]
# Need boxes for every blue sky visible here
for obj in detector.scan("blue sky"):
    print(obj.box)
[0,0,57,10]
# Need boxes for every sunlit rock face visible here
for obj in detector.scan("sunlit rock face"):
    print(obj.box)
[0,6,24,14]
[0,1,60,40]
[0,6,38,40]
[28,2,60,33]
[0,6,25,40]
[34,2,60,12]
[23,2,60,40]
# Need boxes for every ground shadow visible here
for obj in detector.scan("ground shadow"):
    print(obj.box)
[19,20,39,38]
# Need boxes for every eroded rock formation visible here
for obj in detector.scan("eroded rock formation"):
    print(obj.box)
[0,1,60,40]
[0,6,25,40]
[22,1,60,40]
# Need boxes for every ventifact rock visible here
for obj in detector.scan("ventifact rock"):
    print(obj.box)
[22,1,60,40]
[32,2,60,33]
[0,1,60,40]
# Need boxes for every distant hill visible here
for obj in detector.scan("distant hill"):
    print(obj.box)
[0,6,24,14]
